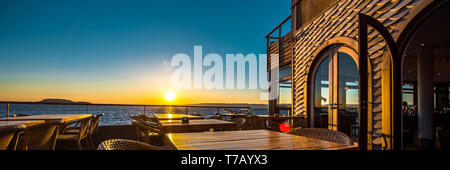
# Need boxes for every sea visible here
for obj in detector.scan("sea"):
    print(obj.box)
[0,104,268,125]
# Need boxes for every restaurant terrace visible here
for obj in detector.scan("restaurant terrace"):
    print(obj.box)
[1,0,449,151]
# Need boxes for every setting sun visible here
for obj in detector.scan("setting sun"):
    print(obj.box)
[165,91,176,102]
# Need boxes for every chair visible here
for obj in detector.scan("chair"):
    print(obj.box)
[229,118,247,130]
[134,114,160,123]
[88,113,104,147]
[97,139,169,150]
[12,114,30,117]
[57,117,92,150]
[438,129,450,150]
[287,128,354,145]
[247,115,267,130]
[131,119,177,149]
[64,114,104,149]
[0,124,25,150]
[16,120,63,150]
[63,113,103,148]
[132,120,164,144]
[132,120,150,143]
[131,115,164,134]
[337,114,356,139]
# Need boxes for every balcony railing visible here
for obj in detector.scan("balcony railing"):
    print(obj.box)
[0,101,254,125]
[265,15,293,71]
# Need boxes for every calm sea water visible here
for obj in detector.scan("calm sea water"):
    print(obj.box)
[0,104,268,125]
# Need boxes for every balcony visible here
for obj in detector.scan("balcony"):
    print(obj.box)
[265,15,293,72]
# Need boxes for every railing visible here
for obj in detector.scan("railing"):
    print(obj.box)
[0,101,254,125]
[265,15,293,71]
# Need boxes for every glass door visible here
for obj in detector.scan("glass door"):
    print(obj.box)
[313,51,332,129]
[313,46,359,140]
[337,52,359,141]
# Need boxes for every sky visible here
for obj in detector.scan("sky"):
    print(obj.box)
[0,0,291,105]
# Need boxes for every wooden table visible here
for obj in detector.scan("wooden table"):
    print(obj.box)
[167,129,357,150]
[256,115,305,120]
[154,113,204,120]
[0,114,92,123]
[0,120,45,128]
[160,119,236,132]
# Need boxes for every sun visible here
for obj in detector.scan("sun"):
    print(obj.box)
[165,91,176,102]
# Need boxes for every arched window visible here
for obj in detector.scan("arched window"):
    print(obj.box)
[310,45,359,142]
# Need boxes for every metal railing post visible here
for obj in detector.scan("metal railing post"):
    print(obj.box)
[143,106,146,116]
[6,103,10,118]
[86,105,89,114]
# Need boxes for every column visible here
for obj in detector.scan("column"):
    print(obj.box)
[417,46,434,150]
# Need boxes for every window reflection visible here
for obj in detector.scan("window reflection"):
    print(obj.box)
[314,57,329,128]
[337,52,359,142]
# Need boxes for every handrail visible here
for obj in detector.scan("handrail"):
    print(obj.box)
[0,101,251,108]
[0,101,253,118]
[265,15,292,38]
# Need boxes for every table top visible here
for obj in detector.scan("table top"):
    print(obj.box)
[167,129,357,150]
[154,113,204,120]
[256,115,305,119]
[0,114,92,122]
[161,119,235,126]
[0,120,45,128]
[160,119,235,132]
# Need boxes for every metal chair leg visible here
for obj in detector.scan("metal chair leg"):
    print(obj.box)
[88,136,95,150]
[76,140,82,150]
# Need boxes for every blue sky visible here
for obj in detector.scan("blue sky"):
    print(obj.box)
[0,0,291,104]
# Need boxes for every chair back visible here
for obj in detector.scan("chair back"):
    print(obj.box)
[88,113,104,135]
[77,117,92,139]
[247,115,267,129]
[132,120,164,136]
[137,114,160,123]
[0,125,25,150]
[97,139,168,150]
[132,120,150,143]
[438,130,450,150]
[17,120,63,150]
[230,118,247,130]
[287,128,353,145]
[130,115,143,121]
[132,119,166,147]
[130,115,151,122]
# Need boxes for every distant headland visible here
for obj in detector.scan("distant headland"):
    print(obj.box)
[39,99,92,104]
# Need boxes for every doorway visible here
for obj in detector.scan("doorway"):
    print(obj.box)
[311,45,359,141]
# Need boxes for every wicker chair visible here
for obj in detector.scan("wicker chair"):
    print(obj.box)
[97,139,168,150]
[0,124,25,150]
[16,120,63,150]
[57,117,92,149]
[287,128,353,145]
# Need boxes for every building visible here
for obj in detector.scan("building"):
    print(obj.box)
[266,0,450,150]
